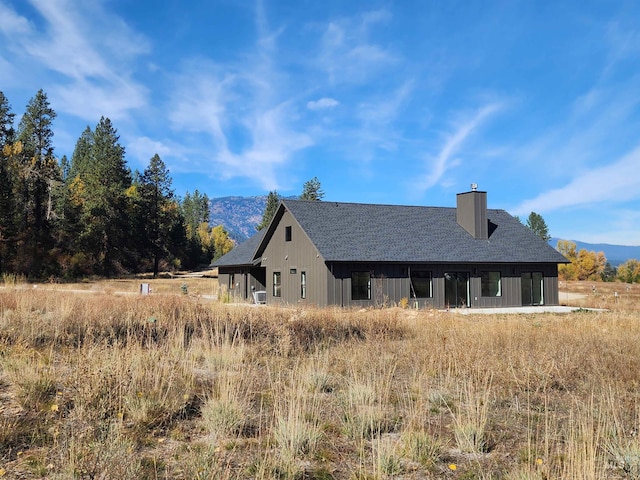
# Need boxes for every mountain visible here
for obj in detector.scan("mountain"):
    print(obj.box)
[209,195,266,243]
[550,238,640,266]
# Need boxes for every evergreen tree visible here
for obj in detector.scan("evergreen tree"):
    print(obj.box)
[0,92,15,143]
[181,189,210,238]
[15,90,60,275]
[180,189,211,267]
[601,262,617,282]
[257,190,280,231]
[58,129,96,275]
[139,154,177,276]
[0,92,16,273]
[300,176,324,201]
[68,126,94,179]
[80,117,132,275]
[526,212,551,242]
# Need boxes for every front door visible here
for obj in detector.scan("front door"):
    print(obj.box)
[445,272,470,308]
[521,272,544,305]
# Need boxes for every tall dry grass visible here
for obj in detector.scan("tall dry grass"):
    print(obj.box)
[0,281,639,478]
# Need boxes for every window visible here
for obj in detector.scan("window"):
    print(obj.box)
[410,270,432,298]
[285,226,292,242]
[273,272,281,297]
[290,268,297,274]
[228,273,235,290]
[481,271,501,297]
[351,272,371,300]
[301,271,306,299]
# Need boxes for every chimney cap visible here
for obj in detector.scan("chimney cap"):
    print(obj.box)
[470,183,478,191]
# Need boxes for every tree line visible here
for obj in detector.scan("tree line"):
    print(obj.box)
[521,212,639,283]
[557,240,640,283]
[0,90,233,279]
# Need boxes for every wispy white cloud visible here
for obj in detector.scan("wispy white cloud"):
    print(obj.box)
[318,10,398,85]
[351,80,414,156]
[54,79,147,122]
[0,2,32,36]
[418,103,501,191]
[127,136,175,166]
[512,145,640,216]
[216,101,313,189]
[168,65,233,148]
[170,65,313,190]
[307,97,339,110]
[0,0,149,121]
[167,2,314,191]
[500,18,640,221]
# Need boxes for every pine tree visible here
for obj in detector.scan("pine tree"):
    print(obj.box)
[0,92,16,273]
[601,262,617,282]
[139,154,177,276]
[300,176,324,201]
[58,129,96,275]
[68,126,94,179]
[80,117,132,275]
[526,212,551,242]
[257,190,280,230]
[0,92,15,143]
[15,90,60,275]
[181,189,210,239]
[180,189,211,267]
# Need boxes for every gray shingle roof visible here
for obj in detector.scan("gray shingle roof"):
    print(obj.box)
[212,229,265,266]
[278,199,568,264]
[214,199,568,267]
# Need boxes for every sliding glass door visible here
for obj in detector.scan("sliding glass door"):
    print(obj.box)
[521,272,544,305]
[445,272,470,308]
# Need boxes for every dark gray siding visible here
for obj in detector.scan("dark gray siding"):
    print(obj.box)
[218,267,266,302]
[261,210,331,306]
[326,262,561,309]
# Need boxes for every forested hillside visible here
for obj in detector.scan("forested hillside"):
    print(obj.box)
[0,90,233,278]
[208,196,266,242]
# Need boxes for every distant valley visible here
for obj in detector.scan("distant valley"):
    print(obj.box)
[208,196,640,264]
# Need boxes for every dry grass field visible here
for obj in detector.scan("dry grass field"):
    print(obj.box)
[1,277,639,479]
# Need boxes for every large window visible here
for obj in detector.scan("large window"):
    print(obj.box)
[410,270,432,298]
[481,271,501,297]
[351,272,371,300]
[273,272,281,297]
[300,271,306,299]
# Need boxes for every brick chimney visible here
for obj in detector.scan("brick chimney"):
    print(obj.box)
[457,185,488,240]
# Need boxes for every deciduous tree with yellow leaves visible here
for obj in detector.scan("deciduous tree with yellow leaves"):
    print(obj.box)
[557,240,607,281]
[212,225,234,261]
[617,259,640,283]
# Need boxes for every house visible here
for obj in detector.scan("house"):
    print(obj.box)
[213,189,568,308]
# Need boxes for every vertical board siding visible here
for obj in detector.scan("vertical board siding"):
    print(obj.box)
[262,209,330,307]
[325,262,562,309]
[225,258,560,308]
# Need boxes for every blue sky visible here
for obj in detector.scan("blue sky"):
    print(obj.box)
[1,0,639,246]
